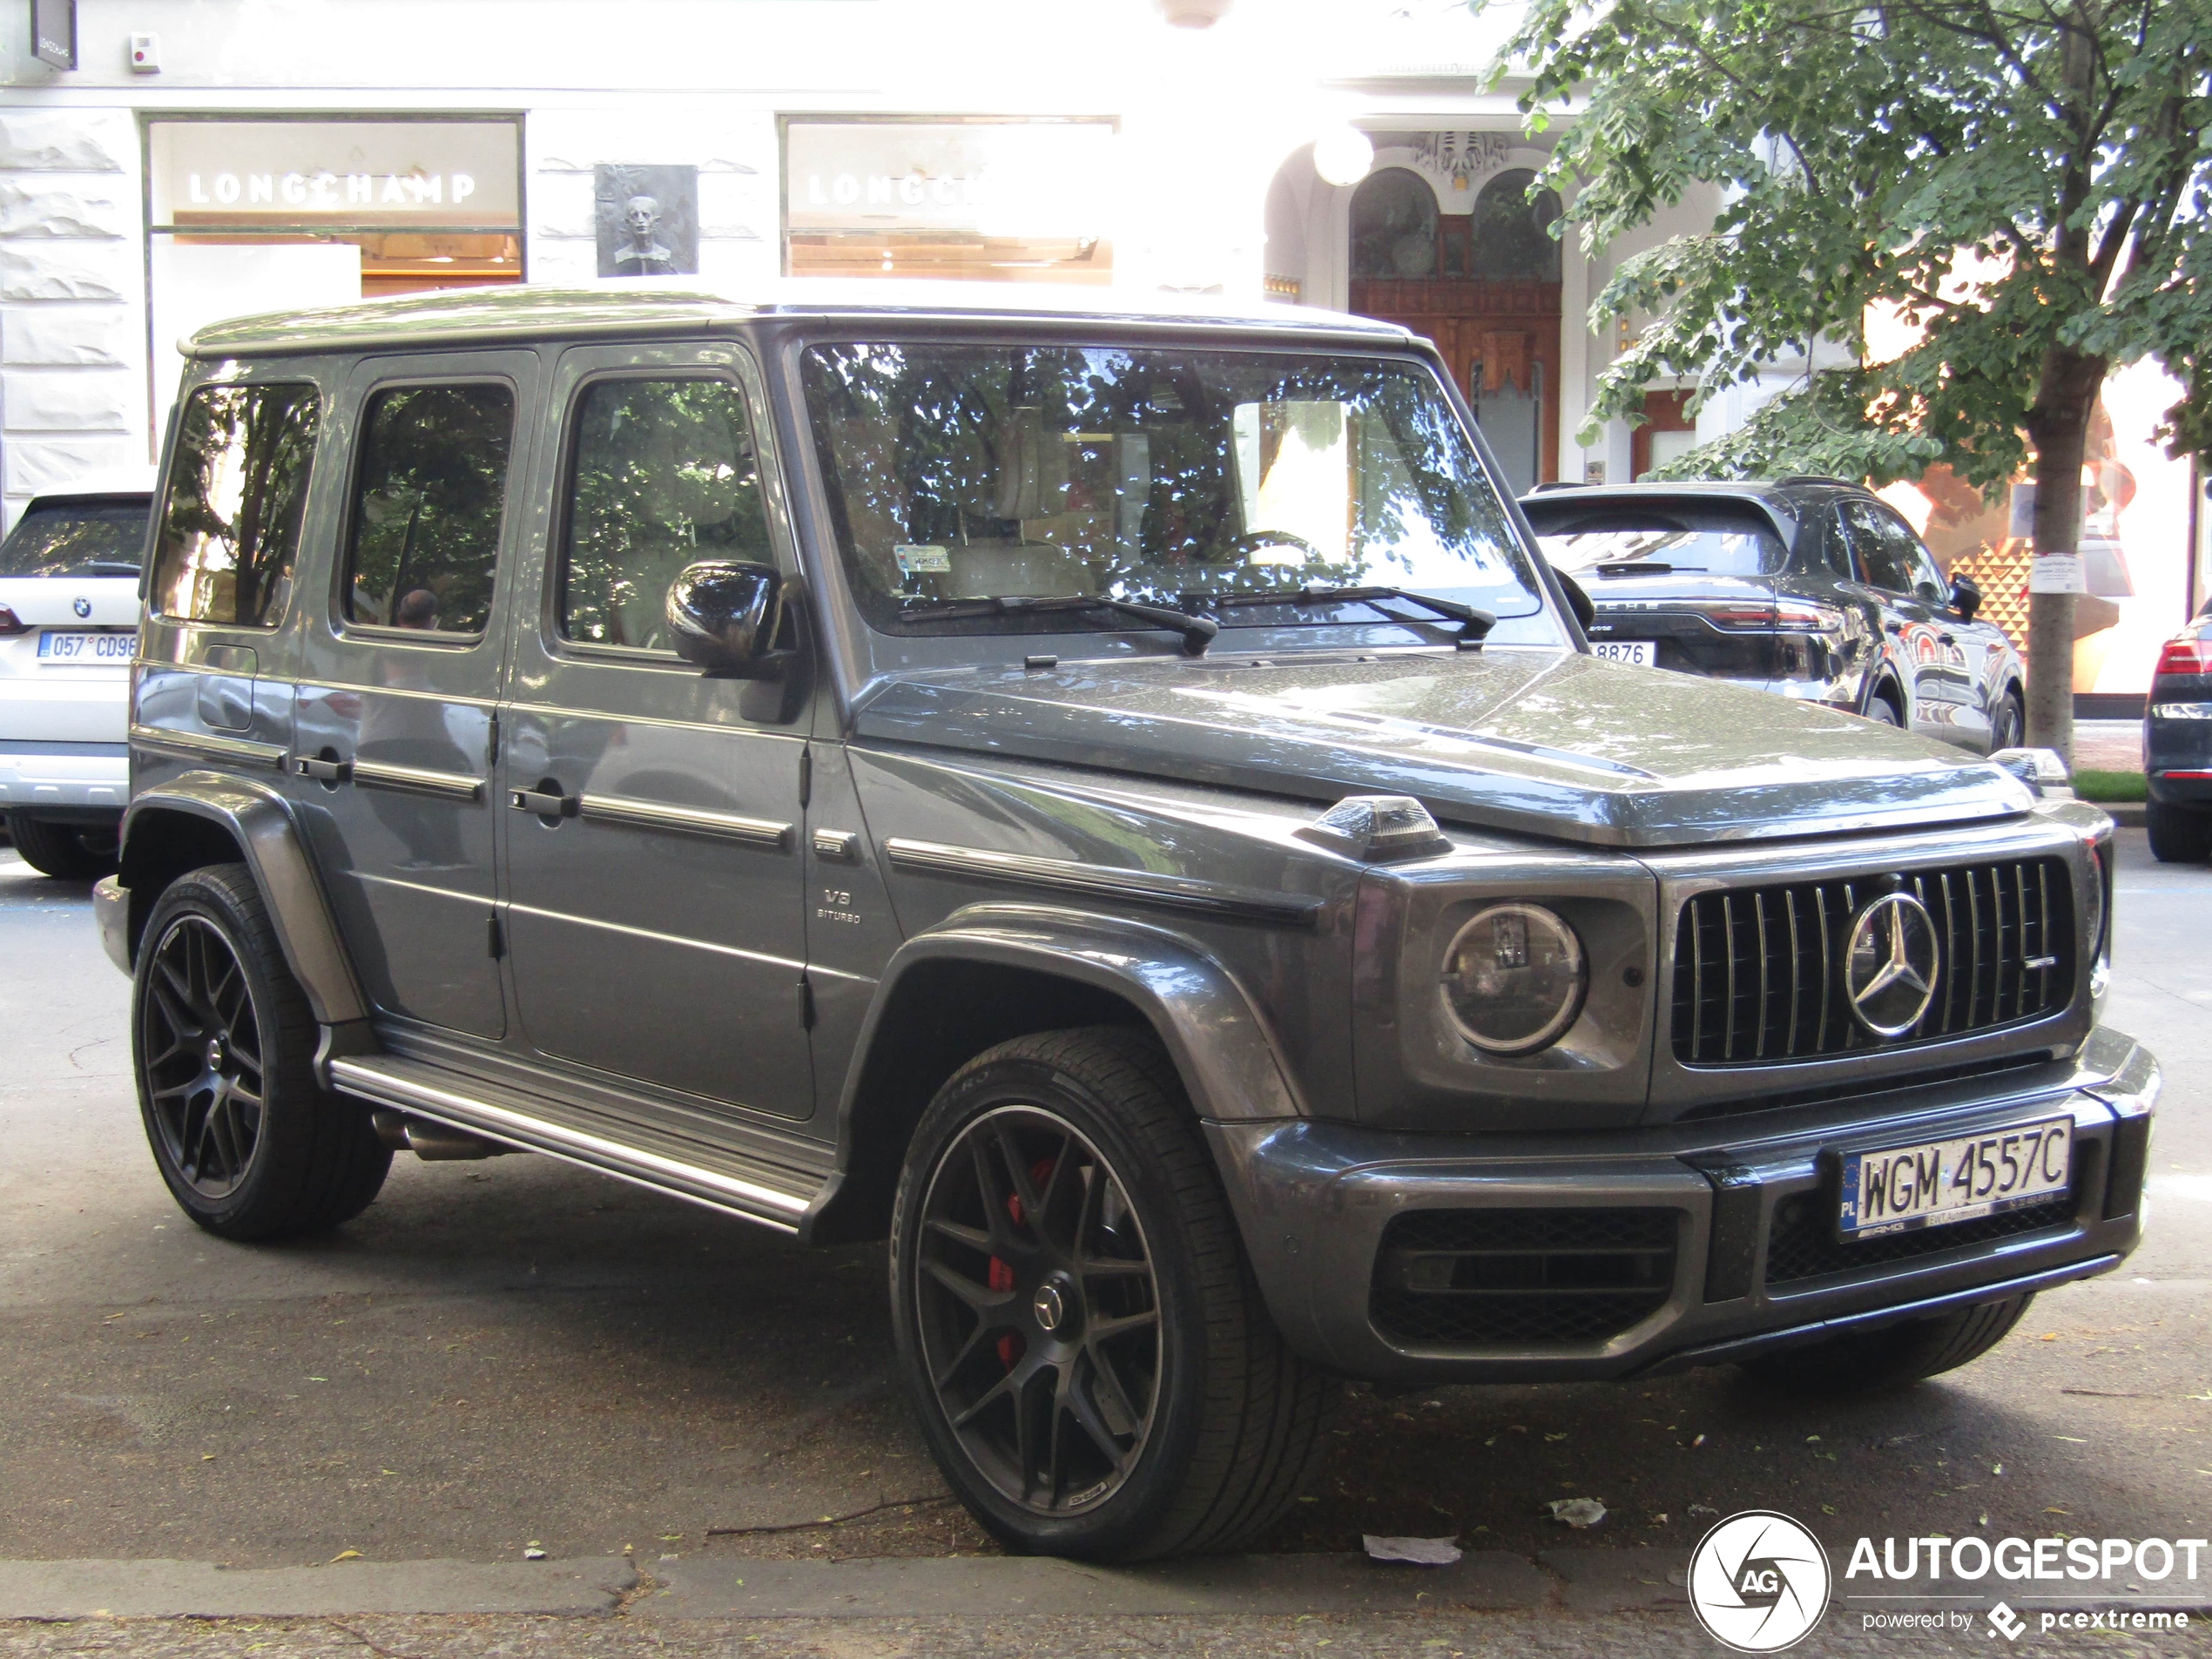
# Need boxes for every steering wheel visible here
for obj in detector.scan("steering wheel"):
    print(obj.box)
[1224,529,1319,563]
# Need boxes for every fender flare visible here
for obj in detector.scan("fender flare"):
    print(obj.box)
[121,772,368,1026]
[802,902,1308,1243]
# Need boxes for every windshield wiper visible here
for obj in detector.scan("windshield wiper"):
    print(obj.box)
[900,593,1218,656]
[1205,583,1495,644]
[1594,561,1701,576]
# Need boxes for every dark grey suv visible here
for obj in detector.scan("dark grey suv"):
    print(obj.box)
[1522,480,2027,752]
[94,284,2152,1561]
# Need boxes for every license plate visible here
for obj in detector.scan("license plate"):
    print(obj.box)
[36,631,132,663]
[1591,640,1656,666]
[1838,1116,2073,1238]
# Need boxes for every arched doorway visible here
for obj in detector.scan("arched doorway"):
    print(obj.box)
[1349,165,1562,495]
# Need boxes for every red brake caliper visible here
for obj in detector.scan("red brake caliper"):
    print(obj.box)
[991,1157,1058,1369]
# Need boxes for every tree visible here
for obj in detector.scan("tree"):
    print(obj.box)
[1498,0,2212,761]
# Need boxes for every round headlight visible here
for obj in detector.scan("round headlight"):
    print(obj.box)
[1440,903,1588,1055]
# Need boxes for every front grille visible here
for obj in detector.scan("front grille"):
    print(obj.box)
[1672,858,2074,1066]
[1370,1208,1676,1347]
[1764,1188,2078,1286]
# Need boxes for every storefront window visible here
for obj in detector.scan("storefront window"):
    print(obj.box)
[783,118,1116,284]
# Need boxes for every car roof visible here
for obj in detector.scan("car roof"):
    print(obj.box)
[180,279,1416,360]
[1520,479,1857,512]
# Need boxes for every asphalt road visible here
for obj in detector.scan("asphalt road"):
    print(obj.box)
[1,829,2205,1644]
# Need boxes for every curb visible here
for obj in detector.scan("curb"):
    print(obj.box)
[0,1558,636,1621]
[0,1551,1692,1622]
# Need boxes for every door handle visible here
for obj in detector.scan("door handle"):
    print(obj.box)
[295,755,353,783]
[509,786,578,818]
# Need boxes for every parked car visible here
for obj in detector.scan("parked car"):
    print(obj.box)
[2145,603,2212,863]
[94,284,2150,1561]
[0,476,154,877]
[1521,480,2027,753]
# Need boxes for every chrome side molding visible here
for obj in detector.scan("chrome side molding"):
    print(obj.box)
[884,837,1324,927]
[351,760,486,802]
[578,793,792,849]
[129,723,289,772]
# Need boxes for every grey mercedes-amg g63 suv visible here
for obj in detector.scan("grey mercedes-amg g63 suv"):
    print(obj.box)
[95,283,2155,1561]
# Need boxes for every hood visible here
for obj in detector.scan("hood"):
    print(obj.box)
[849,649,2036,849]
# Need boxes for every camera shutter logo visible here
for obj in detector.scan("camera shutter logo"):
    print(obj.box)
[1844,890,1940,1038]
[1687,1510,1832,1652]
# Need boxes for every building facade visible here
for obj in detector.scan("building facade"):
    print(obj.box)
[3,0,2196,693]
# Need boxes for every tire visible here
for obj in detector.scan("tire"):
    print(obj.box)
[8,813,118,880]
[132,863,390,1239]
[889,1026,1338,1561]
[2147,800,2212,865]
[1988,691,2025,753]
[1863,687,1905,728]
[1739,1293,2033,1395]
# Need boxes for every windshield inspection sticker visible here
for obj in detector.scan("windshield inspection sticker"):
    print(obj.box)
[894,543,951,576]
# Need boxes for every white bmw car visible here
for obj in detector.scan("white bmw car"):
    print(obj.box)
[0,477,153,878]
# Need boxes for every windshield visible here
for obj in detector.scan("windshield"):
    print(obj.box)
[1533,511,1788,578]
[0,496,150,578]
[800,342,1556,645]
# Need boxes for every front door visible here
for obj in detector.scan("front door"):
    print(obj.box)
[291,354,534,1038]
[1841,498,1973,748]
[497,345,813,1119]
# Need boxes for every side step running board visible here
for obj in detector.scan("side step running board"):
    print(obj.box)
[327,1055,819,1236]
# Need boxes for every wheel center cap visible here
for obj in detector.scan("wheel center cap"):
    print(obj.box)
[205,1036,226,1072]
[1031,1281,1068,1334]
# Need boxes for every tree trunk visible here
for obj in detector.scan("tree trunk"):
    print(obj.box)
[2023,347,2107,769]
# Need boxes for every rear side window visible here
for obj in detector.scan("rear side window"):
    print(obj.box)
[150,383,320,627]
[558,378,769,653]
[1842,500,1944,597]
[0,497,150,577]
[343,384,515,636]
[1532,508,1788,577]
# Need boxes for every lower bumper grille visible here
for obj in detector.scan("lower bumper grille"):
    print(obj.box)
[1371,1208,1676,1347]
[1672,857,2075,1066]
[1764,1189,2080,1286]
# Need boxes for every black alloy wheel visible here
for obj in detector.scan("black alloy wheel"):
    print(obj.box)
[132,863,390,1238]
[1990,692,2026,752]
[913,1103,1162,1517]
[140,912,267,1199]
[890,1028,1337,1560]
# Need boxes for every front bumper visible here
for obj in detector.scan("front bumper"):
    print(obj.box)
[1206,1026,2155,1384]
[92,874,131,974]
[0,740,128,818]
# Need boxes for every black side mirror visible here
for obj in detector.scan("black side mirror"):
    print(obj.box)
[667,560,788,678]
[1948,573,1982,621]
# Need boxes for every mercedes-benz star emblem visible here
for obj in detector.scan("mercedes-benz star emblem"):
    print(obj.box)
[1844,891,1940,1037]
[1030,1284,1065,1333]
[72,596,91,618]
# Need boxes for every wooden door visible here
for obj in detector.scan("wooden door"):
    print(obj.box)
[1350,277,1561,486]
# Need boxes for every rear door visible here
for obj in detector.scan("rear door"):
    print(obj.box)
[289,354,535,1039]
[496,343,813,1120]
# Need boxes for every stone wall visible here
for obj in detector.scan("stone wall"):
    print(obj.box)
[0,108,151,532]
